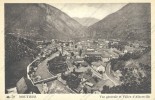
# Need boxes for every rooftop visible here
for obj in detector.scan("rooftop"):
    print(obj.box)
[93,79,115,91]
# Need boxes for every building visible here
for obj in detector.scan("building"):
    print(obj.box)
[16,77,40,94]
[85,52,102,58]
[93,79,115,92]
[85,82,94,87]
[96,65,105,73]
[7,87,17,94]
[73,58,85,64]
[16,77,28,94]
[36,41,44,45]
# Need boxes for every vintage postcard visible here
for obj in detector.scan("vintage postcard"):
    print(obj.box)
[0,0,155,100]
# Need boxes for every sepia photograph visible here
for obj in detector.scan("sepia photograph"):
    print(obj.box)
[5,3,151,94]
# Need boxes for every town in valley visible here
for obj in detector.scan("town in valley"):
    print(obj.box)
[5,3,151,94]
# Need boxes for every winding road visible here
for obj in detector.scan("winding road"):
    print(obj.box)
[105,62,121,86]
[89,63,121,86]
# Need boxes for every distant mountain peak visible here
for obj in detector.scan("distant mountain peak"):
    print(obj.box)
[73,17,99,27]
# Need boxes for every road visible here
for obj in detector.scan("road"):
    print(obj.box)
[89,62,121,86]
[89,67,104,79]
[31,51,75,93]
[105,62,121,86]
[34,52,59,93]
[35,52,59,79]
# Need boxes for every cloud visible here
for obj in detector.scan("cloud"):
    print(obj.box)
[50,3,127,19]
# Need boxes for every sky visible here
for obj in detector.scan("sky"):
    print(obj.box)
[50,3,127,20]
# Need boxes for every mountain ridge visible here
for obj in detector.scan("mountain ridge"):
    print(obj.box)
[5,3,85,41]
[87,3,151,43]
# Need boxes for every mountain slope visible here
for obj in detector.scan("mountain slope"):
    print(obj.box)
[87,3,151,43]
[5,3,85,40]
[5,3,86,89]
[5,33,39,88]
[73,17,99,27]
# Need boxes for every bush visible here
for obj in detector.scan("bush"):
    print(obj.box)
[66,74,81,89]
[85,69,93,76]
